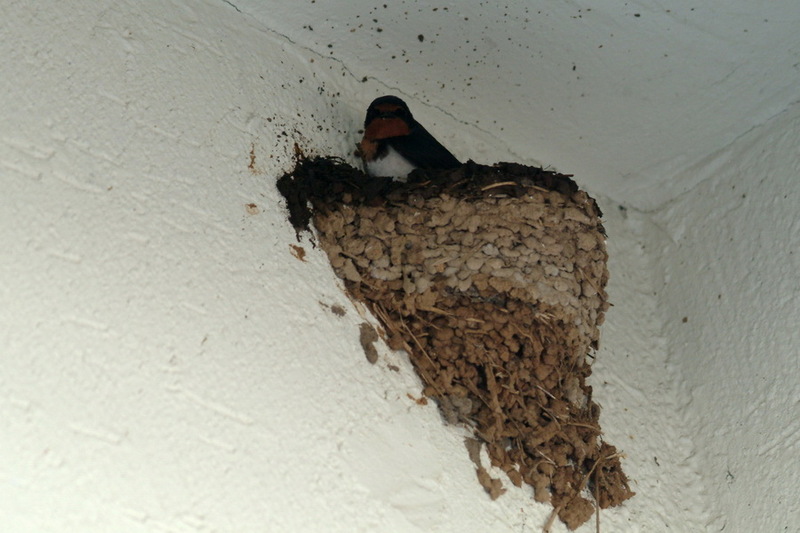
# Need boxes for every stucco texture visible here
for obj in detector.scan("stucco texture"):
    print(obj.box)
[2,1,798,532]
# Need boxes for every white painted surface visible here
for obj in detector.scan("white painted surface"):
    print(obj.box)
[651,105,800,532]
[239,0,800,211]
[1,1,798,532]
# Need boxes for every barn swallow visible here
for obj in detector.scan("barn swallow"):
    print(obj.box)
[357,95,460,179]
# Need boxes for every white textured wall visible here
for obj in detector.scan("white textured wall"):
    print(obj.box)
[2,1,799,532]
[651,105,800,532]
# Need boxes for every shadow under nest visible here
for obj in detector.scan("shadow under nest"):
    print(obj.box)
[277,156,634,530]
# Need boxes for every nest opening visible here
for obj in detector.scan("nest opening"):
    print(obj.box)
[278,157,634,530]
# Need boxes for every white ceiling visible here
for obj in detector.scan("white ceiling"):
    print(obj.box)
[235,0,800,210]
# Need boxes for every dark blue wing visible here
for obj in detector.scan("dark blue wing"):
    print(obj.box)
[387,123,461,170]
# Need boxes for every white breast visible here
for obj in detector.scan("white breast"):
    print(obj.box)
[364,145,416,181]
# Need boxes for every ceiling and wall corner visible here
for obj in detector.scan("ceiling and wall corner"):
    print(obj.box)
[236,0,800,211]
[2,0,799,531]
[649,103,800,532]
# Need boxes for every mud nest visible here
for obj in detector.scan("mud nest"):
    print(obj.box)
[278,157,634,530]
